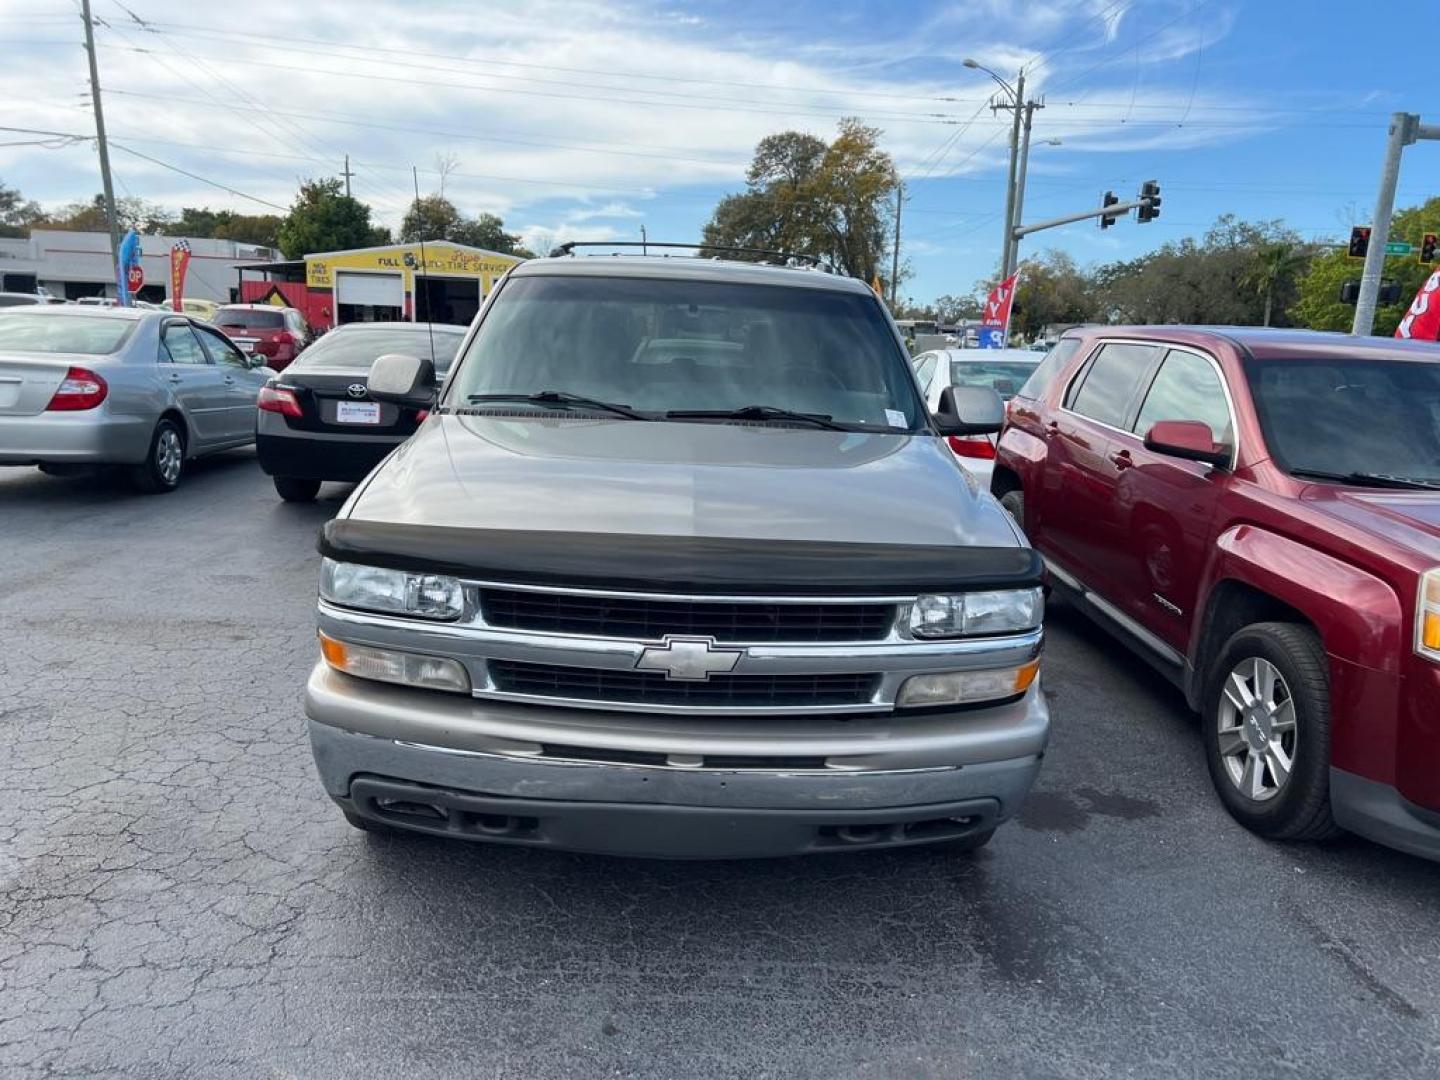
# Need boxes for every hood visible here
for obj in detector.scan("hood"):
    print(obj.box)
[1302,486,1440,564]
[346,413,1021,550]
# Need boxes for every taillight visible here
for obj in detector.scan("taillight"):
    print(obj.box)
[414,409,429,423]
[257,385,303,418]
[46,367,108,411]
[947,435,997,460]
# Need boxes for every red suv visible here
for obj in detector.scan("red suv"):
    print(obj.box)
[993,326,1440,861]
[212,304,312,371]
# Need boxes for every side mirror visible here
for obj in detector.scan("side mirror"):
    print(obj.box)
[247,354,267,369]
[934,385,1004,436]
[367,353,436,407]
[1143,420,1230,468]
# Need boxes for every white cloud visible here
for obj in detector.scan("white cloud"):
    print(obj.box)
[0,0,1254,237]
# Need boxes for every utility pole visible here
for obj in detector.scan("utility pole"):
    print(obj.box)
[342,154,355,198]
[889,181,903,308]
[1008,101,1046,276]
[80,0,120,292]
[640,224,647,255]
[998,69,1025,281]
[1353,111,1439,335]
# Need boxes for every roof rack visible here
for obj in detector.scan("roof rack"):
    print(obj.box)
[546,241,834,273]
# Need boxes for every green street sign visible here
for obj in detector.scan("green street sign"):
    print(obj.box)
[1385,241,1413,255]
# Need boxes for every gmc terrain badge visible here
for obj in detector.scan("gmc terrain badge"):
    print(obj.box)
[635,637,743,681]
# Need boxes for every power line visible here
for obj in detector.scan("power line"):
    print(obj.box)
[108,142,290,210]
[92,41,964,127]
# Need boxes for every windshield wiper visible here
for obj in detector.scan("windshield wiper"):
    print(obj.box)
[1290,468,1440,491]
[465,391,649,421]
[665,404,847,431]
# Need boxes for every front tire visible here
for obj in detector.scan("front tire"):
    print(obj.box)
[999,489,1025,531]
[273,476,321,502]
[129,419,184,493]
[1201,622,1339,842]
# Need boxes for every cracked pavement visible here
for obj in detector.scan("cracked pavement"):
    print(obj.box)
[2,451,1437,1079]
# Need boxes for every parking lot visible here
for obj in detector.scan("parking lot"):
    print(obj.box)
[1,453,1437,1079]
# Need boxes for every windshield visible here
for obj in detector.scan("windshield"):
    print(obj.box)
[447,275,924,431]
[214,308,284,329]
[292,327,466,374]
[0,313,136,354]
[1245,357,1440,481]
[948,360,1039,401]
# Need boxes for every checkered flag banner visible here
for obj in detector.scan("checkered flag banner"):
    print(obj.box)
[170,240,193,312]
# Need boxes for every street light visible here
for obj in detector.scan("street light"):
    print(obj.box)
[965,58,1026,278]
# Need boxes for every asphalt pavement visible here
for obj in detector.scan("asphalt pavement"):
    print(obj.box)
[1,451,1437,1080]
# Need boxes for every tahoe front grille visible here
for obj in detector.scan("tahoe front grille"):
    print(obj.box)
[479,587,896,643]
[488,660,880,708]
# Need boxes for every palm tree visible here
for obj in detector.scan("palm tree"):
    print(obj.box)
[1245,242,1309,326]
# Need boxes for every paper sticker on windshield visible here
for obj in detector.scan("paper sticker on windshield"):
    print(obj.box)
[885,409,907,428]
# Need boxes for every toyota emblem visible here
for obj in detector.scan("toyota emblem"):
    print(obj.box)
[346,383,367,399]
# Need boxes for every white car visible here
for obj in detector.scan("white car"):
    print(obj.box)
[914,347,1042,488]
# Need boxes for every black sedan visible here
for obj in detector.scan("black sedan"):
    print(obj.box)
[255,322,466,501]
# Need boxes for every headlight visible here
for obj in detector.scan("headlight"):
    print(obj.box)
[320,632,470,693]
[897,661,1039,708]
[320,558,463,621]
[1419,568,1440,661]
[908,587,1043,638]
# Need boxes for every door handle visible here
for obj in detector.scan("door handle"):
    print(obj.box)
[1109,449,1134,470]
[1044,422,1060,439]
[167,373,183,383]
[223,376,236,386]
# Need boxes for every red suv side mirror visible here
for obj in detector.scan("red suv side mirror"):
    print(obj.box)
[1143,420,1230,468]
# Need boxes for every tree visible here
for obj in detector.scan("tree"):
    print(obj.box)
[39,194,173,234]
[174,207,283,249]
[934,293,983,324]
[1243,242,1308,326]
[276,177,389,259]
[1006,251,1096,340]
[0,178,44,239]
[702,119,898,280]
[1291,195,1440,336]
[399,196,528,255]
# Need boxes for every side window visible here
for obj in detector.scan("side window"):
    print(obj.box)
[1134,349,1233,444]
[196,325,249,369]
[160,323,210,365]
[1066,342,1163,428]
[914,353,939,392]
[1016,337,1080,401]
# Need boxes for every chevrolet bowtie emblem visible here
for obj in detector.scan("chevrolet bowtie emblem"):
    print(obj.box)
[635,637,743,681]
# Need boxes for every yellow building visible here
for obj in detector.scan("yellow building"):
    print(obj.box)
[302,241,524,328]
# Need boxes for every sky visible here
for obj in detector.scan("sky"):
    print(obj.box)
[1,0,1435,302]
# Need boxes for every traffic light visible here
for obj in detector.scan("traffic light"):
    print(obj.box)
[1379,280,1402,304]
[1137,180,1161,223]
[1348,226,1371,259]
[1099,191,1121,229]
[1421,233,1438,265]
[1339,280,1360,304]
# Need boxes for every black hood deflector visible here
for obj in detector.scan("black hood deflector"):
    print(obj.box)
[319,520,1043,596]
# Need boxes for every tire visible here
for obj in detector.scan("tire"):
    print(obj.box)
[999,489,1025,531]
[129,419,184,493]
[1200,622,1339,842]
[273,476,321,502]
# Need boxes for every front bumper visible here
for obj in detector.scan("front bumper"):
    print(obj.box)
[305,662,1049,858]
[1331,768,1440,863]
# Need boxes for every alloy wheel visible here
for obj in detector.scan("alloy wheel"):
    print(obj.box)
[157,428,182,485]
[1216,656,1297,802]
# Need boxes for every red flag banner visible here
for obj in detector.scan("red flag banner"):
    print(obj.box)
[1395,268,1440,342]
[978,271,1020,348]
[170,240,192,312]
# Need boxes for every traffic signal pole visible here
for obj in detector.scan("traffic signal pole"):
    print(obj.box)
[1353,111,1439,336]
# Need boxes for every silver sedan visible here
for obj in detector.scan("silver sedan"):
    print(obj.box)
[0,305,275,492]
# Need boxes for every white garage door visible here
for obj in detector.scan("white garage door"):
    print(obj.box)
[335,271,403,308]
